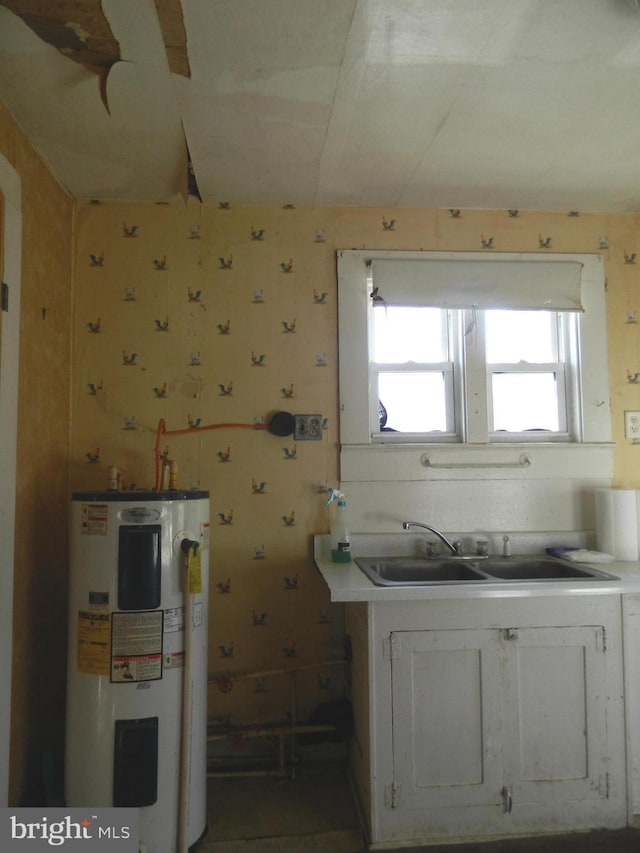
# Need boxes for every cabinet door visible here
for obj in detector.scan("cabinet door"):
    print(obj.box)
[505,625,611,810]
[390,628,504,812]
[390,625,613,829]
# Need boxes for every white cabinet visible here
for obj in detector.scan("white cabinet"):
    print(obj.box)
[623,593,640,814]
[347,596,627,847]
[391,625,612,836]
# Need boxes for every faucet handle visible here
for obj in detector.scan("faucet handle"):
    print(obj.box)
[452,540,462,555]
[425,540,439,559]
[476,539,489,557]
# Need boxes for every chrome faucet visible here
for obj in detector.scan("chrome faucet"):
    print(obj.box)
[402,521,461,555]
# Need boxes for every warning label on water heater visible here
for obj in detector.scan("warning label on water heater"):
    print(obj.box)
[110,610,163,683]
[77,610,111,675]
[80,503,108,535]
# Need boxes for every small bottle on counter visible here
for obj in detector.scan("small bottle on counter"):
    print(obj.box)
[108,466,119,491]
[331,498,351,562]
[325,488,352,563]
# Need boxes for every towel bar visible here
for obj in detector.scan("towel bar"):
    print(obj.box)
[420,452,532,470]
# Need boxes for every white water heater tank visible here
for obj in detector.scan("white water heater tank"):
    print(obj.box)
[65,491,210,853]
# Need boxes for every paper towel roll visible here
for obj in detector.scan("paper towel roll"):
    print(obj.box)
[595,488,639,561]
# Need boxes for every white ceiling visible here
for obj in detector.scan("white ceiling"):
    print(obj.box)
[2,0,640,210]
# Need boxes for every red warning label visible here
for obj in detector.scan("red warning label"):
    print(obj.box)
[81,503,108,535]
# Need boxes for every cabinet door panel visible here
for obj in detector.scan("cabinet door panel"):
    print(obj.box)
[391,629,503,809]
[517,643,587,780]
[510,626,608,805]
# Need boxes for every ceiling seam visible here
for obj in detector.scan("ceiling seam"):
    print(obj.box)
[314,0,366,206]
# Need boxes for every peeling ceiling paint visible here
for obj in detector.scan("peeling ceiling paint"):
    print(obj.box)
[154,0,189,78]
[1,0,121,111]
[3,0,640,209]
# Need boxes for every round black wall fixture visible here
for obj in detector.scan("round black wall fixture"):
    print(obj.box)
[268,411,295,436]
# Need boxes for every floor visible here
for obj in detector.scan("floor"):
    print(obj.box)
[202,763,362,853]
[201,764,640,853]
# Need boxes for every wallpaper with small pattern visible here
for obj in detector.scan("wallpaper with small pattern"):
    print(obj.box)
[72,199,640,730]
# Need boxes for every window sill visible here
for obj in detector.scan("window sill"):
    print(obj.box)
[372,431,576,444]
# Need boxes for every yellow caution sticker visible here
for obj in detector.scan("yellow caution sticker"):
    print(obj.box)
[187,548,202,594]
[77,610,111,675]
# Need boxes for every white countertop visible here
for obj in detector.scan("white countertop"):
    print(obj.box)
[313,534,640,602]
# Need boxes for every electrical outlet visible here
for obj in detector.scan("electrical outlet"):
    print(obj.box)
[293,414,323,441]
[625,410,640,439]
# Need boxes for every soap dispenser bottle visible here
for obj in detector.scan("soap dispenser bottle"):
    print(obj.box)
[325,488,352,563]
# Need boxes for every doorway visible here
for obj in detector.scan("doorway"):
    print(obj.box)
[0,154,22,805]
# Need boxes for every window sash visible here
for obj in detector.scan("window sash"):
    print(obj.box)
[487,364,568,437]
[371,363,456,438]
[371,304,449,364]
[369,306,574,443]
[484,308,560,363]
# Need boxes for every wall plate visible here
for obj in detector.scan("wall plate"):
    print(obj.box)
[625,411,640,438]
[293,414,323,441]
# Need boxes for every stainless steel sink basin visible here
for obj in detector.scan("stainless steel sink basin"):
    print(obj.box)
[355,557,489,586]
[481,557,617,581]
[355,555,619,586]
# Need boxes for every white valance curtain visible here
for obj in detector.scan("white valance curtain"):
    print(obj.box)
[370,257,584,311]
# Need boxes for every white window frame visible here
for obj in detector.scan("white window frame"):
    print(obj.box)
[337,250,613,482]
[371,306,457,438]
[479,308,574,442]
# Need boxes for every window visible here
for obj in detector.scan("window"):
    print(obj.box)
[373,306,453,434]
[338,251,611,465]
[371,305,577,442]
[485,309,568,436]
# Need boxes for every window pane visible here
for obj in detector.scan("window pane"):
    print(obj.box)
[378,372,448,432]
[485,310,557,363]
[373,307,446,363]
[492,373,559,432]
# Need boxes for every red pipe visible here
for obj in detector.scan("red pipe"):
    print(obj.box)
[154,418,269,490]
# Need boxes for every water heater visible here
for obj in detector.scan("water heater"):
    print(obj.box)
[65,491,210,853]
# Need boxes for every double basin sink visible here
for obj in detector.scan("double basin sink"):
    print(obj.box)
[355,555,619,587]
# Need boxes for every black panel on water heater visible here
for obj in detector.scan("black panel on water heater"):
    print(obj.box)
[113,717,159,807]
[118,525,161,610]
